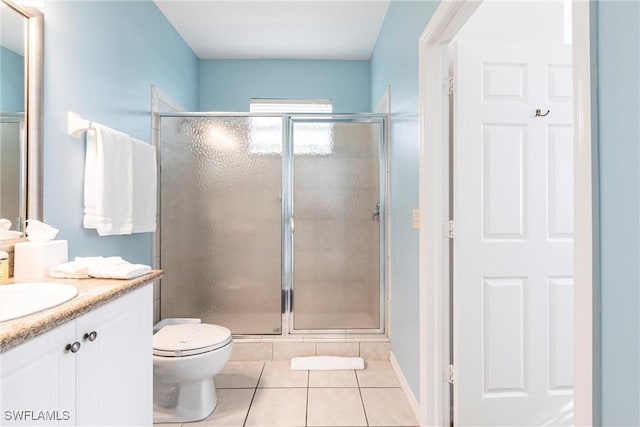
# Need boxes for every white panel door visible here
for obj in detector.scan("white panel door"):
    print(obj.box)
[454,41,573,426]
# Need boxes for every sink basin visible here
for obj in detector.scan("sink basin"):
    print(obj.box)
[0,282,79,322]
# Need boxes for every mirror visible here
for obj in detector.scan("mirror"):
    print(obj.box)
[0,0,42,239]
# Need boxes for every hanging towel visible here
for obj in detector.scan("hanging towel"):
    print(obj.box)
[131,138,157,233]
[83,123,133,236]
[83,128,99,229]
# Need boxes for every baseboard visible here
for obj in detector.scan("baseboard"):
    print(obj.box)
[389,351,421,424]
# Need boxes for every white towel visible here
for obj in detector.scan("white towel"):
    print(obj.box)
[131,138,157,233]
[83,123,133,236]
[88,258,151,280]
[83,128,99,228]
[50,256,121,279]
[290,356,365,371]
[50,260,91,279]
[50,256,150,280]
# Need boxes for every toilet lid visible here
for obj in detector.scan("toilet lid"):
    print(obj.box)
[153,323,232,357]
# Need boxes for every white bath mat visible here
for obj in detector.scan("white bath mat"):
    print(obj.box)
[291,356,365,371]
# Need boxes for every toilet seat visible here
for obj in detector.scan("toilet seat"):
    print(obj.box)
[153,323,232,357]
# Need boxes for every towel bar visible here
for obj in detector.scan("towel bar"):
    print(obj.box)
[68,112,91,138]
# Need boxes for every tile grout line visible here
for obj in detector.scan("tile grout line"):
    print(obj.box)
[355,369,370,427]
[242,361,266,427]
[305,369,310,427]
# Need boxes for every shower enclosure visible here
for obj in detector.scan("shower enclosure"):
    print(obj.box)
[0,114,25,228]
[158,113,386,335]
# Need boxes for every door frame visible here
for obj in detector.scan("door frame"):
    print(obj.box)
[417,1,599,426]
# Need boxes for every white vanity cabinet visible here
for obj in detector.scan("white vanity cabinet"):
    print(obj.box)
[0,321,77,426]
[75,284,152,426]
[0,284,152,427]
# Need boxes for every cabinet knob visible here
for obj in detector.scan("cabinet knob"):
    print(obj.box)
[66,342,81,353]
[83,331,98,342]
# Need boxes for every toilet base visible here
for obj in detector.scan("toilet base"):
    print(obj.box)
[153,378,218,423]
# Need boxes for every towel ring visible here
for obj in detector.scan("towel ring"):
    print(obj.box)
[535,109,551,117]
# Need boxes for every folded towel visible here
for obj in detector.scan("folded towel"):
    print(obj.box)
[88,260,151,280]
[50,261,91,279]
[131,138,157,233]
[50,256,122,279]
[84,123,133,236]
[50,256,150,280]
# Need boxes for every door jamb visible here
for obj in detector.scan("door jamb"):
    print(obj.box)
[417,1,598,425]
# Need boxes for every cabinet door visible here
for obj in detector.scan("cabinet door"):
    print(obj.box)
[76,285,153,427]
[0,322,76,427]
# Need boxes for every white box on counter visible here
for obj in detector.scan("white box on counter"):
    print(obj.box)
[13,240,68,281]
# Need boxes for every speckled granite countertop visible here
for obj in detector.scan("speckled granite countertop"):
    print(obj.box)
[0,270,163,353]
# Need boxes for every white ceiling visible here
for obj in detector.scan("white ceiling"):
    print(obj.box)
[153,1,391,60]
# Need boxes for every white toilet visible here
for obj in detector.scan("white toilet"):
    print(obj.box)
[152,318,233,423]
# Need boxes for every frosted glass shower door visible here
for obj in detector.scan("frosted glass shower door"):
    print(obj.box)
[291,120,383,331]
[160,116,283,335]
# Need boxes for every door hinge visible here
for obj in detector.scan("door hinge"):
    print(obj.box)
[447,220,455,239]
[446,76,455,95]
[447,364,455,384]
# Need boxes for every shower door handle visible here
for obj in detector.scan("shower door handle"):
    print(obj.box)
[290,217,295,233]
[372,202,380,221]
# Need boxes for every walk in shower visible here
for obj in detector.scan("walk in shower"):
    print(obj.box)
[158,113,386,336]
[0,113,24,228]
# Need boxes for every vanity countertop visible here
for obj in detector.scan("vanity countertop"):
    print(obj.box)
[0,270,163,353]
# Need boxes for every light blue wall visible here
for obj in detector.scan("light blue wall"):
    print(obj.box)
[199,59,370,112]
[43,0,198,264]
[0,46,24,112]
[370,1,439,399]
[597,1,640,424]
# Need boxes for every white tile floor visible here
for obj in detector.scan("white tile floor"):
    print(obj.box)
[154,360,418,427]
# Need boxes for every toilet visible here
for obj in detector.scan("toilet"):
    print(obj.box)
[152,318,233,423]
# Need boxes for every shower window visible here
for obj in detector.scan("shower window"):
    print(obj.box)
[249,99,333,155]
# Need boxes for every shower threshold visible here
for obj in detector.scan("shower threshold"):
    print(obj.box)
[228,335,391,362]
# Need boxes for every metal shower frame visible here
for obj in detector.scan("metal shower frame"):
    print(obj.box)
[157,111,388,336]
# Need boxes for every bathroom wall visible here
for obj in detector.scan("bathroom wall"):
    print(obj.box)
[199,59,370,113]
[369,1,439,399]
[0,46,24,112]
[597,0,640,424]
[42,0,198,264]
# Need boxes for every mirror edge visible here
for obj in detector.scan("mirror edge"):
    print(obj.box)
[25,5,43,222]
[2,0,43,223]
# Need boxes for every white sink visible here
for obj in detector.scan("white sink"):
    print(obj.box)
[0,282,79,322]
